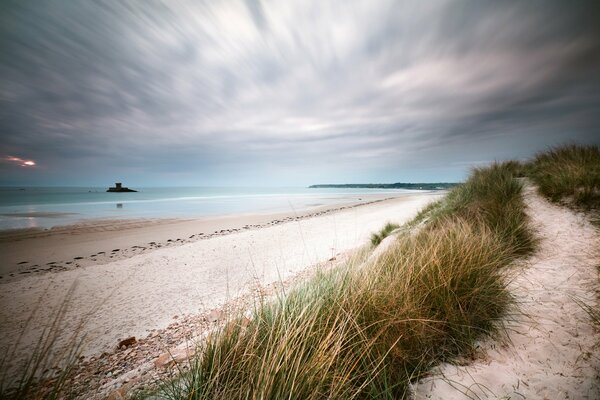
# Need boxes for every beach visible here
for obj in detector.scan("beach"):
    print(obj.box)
[0,191,442,382]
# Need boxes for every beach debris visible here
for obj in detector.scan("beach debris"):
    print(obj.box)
[118,336,137,349]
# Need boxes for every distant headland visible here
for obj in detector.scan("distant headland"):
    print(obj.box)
[308,183,457,190]
[107,182,137,192]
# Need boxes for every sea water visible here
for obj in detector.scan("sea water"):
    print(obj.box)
[0,186,422,230]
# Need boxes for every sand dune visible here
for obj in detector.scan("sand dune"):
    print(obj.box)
[412,186,600,399]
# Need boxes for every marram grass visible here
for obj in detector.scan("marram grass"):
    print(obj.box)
[411,161,536,256]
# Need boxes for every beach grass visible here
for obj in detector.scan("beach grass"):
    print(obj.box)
[370,222,400,246]
[419,161,536,256]
[527,144,600,209]
[153,161,533,399]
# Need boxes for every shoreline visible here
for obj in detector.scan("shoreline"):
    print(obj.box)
[0,192,434,281]
[0,191,442,385]
[0,189,429,231]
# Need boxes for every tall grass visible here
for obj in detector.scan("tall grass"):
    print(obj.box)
[416,162,536,256]
[527,144,600,209]
[153,161,533,399]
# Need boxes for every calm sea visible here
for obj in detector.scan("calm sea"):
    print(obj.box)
[0,186,420,230]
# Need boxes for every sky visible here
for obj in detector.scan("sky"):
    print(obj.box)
[0,1,599,187]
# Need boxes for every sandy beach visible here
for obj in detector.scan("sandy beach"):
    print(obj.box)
[0,192,442,383]
[0,192,423,279]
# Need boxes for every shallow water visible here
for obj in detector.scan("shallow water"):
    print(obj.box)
[0,186,424,230]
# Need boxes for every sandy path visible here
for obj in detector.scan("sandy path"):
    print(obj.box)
[0,193,440,378]
[413,186,600,399]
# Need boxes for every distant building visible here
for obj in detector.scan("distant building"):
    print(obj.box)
[107,182,137,192]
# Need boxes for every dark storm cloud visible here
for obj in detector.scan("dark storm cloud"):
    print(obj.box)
[0,0,599,185]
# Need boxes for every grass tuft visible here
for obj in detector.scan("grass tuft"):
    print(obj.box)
[370,222,400,246]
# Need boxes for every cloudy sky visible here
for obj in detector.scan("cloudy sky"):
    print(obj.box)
[1,1,599,186]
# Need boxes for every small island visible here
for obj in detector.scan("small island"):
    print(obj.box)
[308,182,457,190]
[107,182,137,192]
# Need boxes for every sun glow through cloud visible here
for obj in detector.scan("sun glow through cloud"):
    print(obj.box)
[3,156,36,167]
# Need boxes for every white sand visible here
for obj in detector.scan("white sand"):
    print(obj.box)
[0,193,440,376]
[412,186,600,399]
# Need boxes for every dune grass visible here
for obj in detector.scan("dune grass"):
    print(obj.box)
[153,161,534,399]
[527,144,600,209]
[411,161,536,257]
[370,222,400,246]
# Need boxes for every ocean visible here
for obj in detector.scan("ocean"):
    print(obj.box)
[0,186,421,230]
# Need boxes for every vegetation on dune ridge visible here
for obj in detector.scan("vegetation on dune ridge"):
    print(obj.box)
[153,161,535,399]
[421,161,536,256]
[527,144,600,209]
